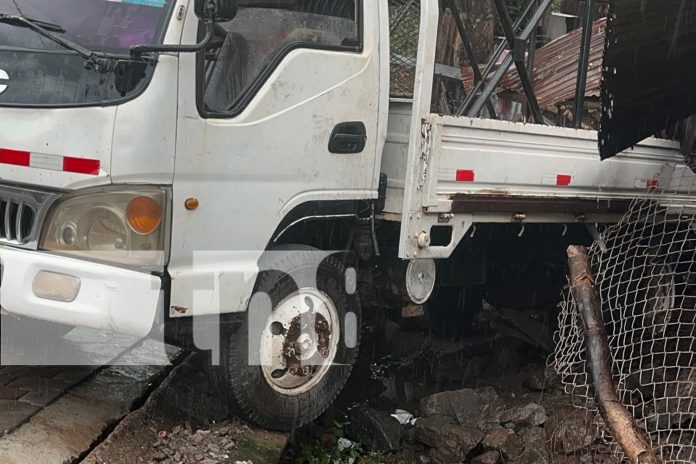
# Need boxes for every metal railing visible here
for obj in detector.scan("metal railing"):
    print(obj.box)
[389,0,600,127]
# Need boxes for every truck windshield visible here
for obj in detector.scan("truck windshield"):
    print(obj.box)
[0,0,174,106]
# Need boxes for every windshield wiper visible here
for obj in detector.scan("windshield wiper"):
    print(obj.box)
[0,14,64,32]
[0,13,153,72]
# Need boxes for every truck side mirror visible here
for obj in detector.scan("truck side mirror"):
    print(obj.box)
[194,0,238,22]
[131,0,237,56]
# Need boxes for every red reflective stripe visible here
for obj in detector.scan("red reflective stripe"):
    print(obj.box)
[0,149,30,167]
[456,169,475,182]
[556,174,572,186]
[63,156,100,175]
[647,179,659,190]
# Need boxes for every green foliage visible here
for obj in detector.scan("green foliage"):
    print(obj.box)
[296,422,385,464]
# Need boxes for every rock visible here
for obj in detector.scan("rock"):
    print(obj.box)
[471,450,500,464]
[553,458,582,464]
[384,449,432,464]
[482,426,523,460]
[415,416,484,462]
[516,449,550,464]
[419,387,504,431]
[500,403,546,428]
[580,453,621,464]
[349,405,406,452]
[418,414,457,426]
[520,427,548,456]
[515,431,551,464]
[546,410,597,455]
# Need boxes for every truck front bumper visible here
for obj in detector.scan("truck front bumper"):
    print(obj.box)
[0,246,163,337]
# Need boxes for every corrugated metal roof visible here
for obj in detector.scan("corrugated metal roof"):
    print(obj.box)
[599,0,696,159]
[462,18,606,109]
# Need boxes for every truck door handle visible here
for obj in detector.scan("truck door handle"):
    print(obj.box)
[328,122,367,154]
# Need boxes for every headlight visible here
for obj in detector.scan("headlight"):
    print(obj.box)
[40,188,169,268]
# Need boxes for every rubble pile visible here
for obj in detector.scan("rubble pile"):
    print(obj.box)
[145,421,287,464]
[347,384,624,464]
[413,390,548,463]
[339,319,622,464]
[147,423,238,464]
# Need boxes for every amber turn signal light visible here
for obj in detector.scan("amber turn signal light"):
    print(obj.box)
[127,196,162,235]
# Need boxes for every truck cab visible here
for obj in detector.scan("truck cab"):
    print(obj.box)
[0,0,693,430]
[0,0,387,429]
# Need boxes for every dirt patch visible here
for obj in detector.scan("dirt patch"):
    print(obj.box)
[83,354,287,464]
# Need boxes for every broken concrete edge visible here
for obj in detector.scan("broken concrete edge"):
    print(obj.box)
[83,352,291,464]
[0,340,186,464]
[80,351,197,464]
[76,351,196,464]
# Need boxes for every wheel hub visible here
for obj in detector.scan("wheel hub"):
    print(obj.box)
[259,288,339,395]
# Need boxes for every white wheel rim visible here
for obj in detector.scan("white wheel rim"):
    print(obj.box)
[259,288,340,396]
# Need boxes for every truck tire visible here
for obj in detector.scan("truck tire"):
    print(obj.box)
[212,248,361,430]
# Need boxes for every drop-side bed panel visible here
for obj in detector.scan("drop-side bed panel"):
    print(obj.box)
[381,105,696,218]
[382,106,696,261]
[433,115,694,202]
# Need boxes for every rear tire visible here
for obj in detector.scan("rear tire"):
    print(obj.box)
[211,248,361,430]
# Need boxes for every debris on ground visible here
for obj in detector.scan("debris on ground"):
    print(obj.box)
[147,421,286,464]
[83,354,288,464]
[280,279,624,464]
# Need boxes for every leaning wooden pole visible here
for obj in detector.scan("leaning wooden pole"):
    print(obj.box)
[567,246,662,464]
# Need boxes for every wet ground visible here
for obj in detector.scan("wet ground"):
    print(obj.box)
[0,304,620,464]
[0,320,288,464]
[278,306,621,464]
[0,325,141,440]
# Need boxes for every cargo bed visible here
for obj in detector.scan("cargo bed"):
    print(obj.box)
[381,100,696,259]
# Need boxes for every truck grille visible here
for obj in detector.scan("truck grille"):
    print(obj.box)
[0,200,36,244]
[0,185,61,249]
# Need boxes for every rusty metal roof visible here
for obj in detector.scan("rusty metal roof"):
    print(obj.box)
[462,18,606,109]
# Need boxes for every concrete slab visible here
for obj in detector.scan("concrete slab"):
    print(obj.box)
[0,401,40,436]
[0,340,183,464]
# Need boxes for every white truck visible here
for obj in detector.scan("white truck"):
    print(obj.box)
[0,0,693,429]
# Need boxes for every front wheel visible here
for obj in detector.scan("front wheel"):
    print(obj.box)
[212,249,361,430]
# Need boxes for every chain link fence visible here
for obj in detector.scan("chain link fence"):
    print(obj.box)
[553,167,696,463]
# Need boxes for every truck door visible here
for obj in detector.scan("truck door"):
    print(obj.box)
[169,0,387,315]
